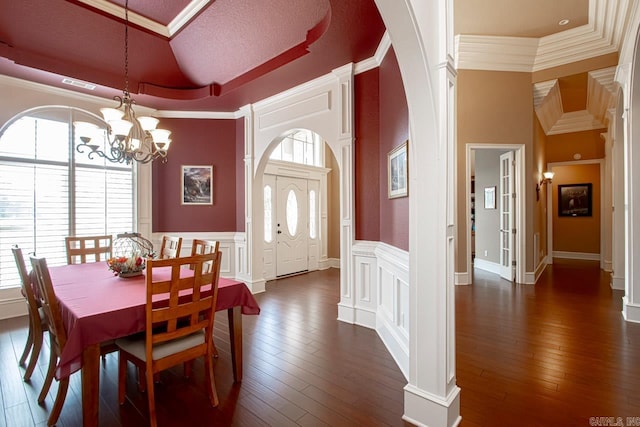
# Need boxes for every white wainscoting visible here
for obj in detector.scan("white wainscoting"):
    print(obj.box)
[352,240,409,379]
[151,232,254,288]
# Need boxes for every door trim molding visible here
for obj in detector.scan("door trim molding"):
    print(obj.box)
[465,143,526,284]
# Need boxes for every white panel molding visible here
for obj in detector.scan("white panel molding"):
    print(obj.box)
[553,250,601,260]
[352,240,410,378]
[456,0,632,72]
[150,231,246,280]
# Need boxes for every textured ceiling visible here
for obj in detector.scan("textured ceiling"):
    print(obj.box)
[0,0,627,127]
[0,0,384,112]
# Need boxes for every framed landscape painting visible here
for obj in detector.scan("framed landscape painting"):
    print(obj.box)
[181,165,213,205]
[388,141,408,199]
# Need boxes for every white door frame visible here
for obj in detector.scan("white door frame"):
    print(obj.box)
[545,159,605,266]
[499,150,515,281]
[465,143,525,284]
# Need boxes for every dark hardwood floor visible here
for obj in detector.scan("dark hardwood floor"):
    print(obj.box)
[2,259,640,426]
[0,268,407,427]
[458,258,640,426]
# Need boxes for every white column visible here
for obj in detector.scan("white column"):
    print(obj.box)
[332,65,357,324]
[135,162,153,239]
[375,0,460,425]
[612,106,625,290]
[602,130,613,272]
[240,105,266,293]
[620,58,640,322]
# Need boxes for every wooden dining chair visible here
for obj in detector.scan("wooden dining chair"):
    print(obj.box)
[159,235,182,259]
[29,256,70,427]
[190,239,220,273]
[65,235,113,264]
[12,245,48,381]
[116,252,222,427]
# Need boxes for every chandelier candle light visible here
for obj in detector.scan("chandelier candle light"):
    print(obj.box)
[74,0,171,164]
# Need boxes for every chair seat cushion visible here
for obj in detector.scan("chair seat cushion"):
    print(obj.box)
[116,330,205,362]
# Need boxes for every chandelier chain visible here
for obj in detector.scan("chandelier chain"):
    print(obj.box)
[124,0,130,97]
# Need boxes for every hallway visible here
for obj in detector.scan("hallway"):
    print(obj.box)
[457,259,640,426]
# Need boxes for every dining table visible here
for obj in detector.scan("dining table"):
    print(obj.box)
[45,261,261,427]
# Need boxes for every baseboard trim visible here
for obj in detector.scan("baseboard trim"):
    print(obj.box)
[553,251,600,261]
[611,275,625,290]
[455,271,471,285]
[473,258,501,275]
[0,297,27,320]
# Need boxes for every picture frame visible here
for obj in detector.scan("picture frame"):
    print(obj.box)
[388,141,408,199]
[181,165,213,205]
[484,186,496,209]
[558,183,592,217]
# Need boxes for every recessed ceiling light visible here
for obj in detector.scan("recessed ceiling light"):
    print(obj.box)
[558,19,570,26]
[62,78,96,90]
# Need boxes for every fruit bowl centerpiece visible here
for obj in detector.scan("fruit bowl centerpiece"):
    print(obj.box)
[108,232,155,278]
[107,254,145,277]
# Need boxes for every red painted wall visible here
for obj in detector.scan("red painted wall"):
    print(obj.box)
[235,117,245,231]
[354,68,381,241]
[379,47,409,250]
[354,47,409,250]
[152,118,238,232]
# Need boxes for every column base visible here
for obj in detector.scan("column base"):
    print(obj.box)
[622,296,640,323]
[403,384,461,427]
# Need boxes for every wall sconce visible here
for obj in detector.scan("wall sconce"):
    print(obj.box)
[536,171,554,201]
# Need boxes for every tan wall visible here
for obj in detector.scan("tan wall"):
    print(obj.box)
[546,129,606,163]
[550,163,601,254]
[533,117,548,267]
[456,70,534,272]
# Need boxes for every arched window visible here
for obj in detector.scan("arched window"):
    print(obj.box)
[0,106,134,288]
[269,129,322,166]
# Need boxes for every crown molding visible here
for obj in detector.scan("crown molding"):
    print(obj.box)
[156,110,239,120]
[546,110,606,135]
[77,0,211,38]
[587,66,617,124]
[455,0,631,72]
[534,80,563,133]
[354,31,391,74]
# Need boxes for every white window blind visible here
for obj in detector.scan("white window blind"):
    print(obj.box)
[0,107,134,289]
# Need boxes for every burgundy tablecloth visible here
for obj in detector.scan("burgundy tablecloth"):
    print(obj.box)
[47,262,260,379]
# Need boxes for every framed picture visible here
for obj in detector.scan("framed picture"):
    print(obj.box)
[484,186,496,209]
[558,183,592,217]
[181,165,213,205]
[388,141,408,199]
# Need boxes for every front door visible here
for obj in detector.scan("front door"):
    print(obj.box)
[499,151,515,281]
[276,176,309,276]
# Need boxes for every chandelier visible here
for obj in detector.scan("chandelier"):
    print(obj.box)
[73,0,171,164]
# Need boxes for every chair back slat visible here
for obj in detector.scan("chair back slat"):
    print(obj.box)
[30,256,67,352]
[65,235,112,264]
[145,253,220,352]
[190,239,220,273]
[159,235,182,259]
[11,245,39,311]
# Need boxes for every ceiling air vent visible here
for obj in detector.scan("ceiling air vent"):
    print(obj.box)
[61,78,96,90]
